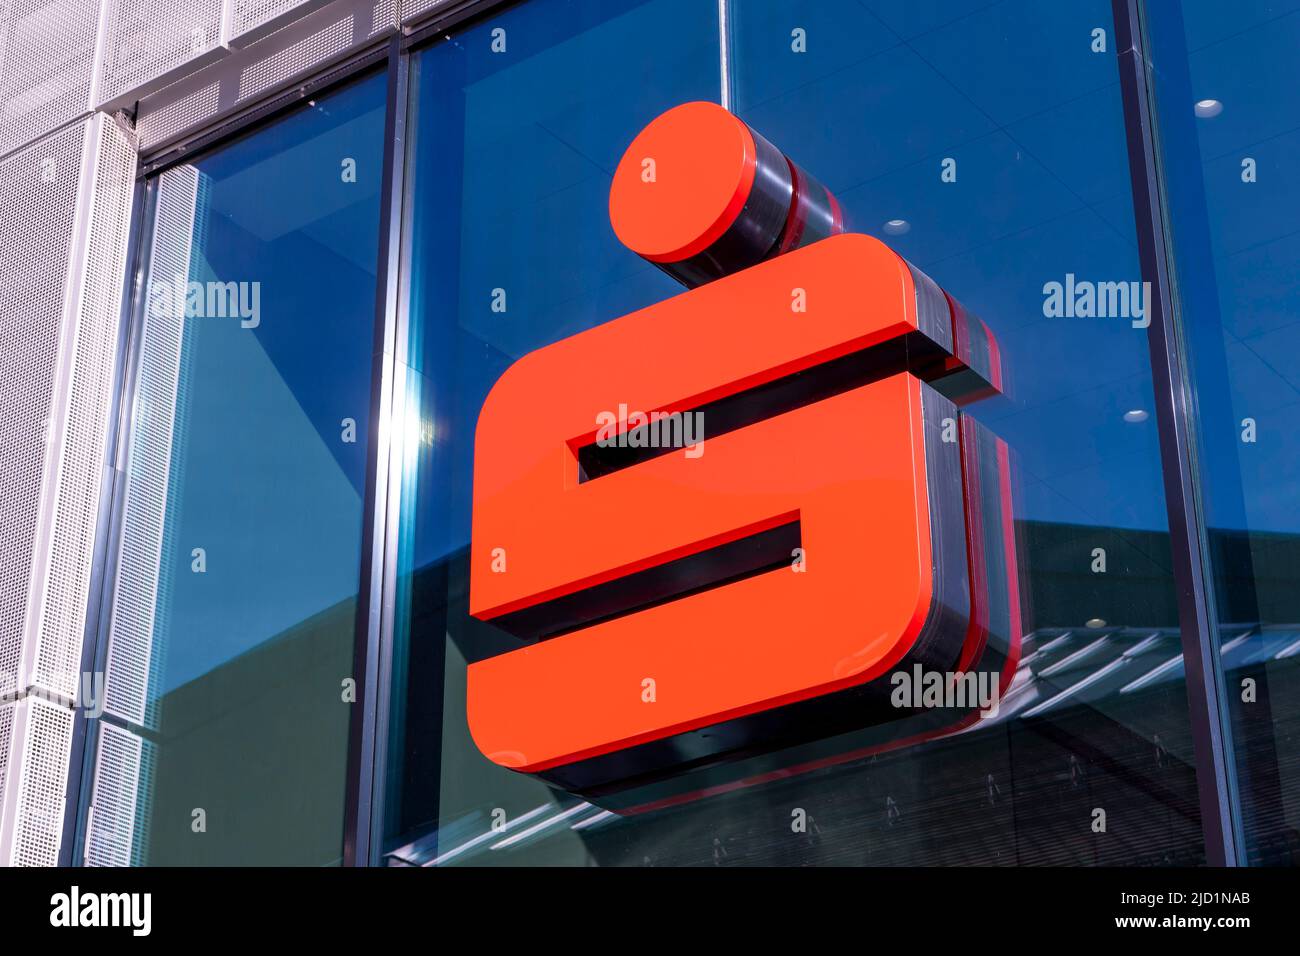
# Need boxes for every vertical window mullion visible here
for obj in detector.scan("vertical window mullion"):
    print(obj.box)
[1111,0,1245,866]
[343,34,411,867]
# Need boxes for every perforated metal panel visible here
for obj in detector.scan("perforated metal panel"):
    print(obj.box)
[0,114,138,867]
[135,0,396,151]
[237,14,349,99]
[104,164,198,727]
[0,702,14,841]
[399,0,451,27]
[368,0,393,35]
[229,0,343,47]
[233,0,305,37]
[0,698,74,866]
[0,120,86,699]
[31,115,137,701]
[135,79,219,151]
[97,0,226,107]
[0,0,100,158]
[84,722,148,866]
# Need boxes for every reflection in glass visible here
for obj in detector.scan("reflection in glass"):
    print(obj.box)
[1151,0,1300,865]
[381,0,1207,866]
[88,72,387,865]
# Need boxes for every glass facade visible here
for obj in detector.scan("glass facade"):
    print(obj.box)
[377,0,1203,868]
[84,71,387,865]
[382,0,724,866]
[1146,0,1300,865]
[72,0,1299,867]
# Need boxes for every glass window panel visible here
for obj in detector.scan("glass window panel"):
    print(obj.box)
[1149,0,1300,865]
[382,0,1205,866]
[383,0,722,865]
[91,71,387,865]
[721,0,1202,866]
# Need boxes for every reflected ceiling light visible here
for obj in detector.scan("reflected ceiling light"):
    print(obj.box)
[489,803,592,850]
[1123,409,1149,423]
[427,803,551,866]
[1086,618,1107,629]
[882,218,911,235]
[1194,98,1223,118]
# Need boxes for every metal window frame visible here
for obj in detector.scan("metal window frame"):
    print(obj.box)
[59,173,152,868]
[61,43,399,868]
[65,0,1252,868]
[1111,0,1246,866]
[136,40,393,178]
[401,0,515,50]
[343,32,408,868]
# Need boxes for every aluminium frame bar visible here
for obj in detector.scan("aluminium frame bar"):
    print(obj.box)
[59,172,152,868]
[1111,0,1245,866]
[343,33,410,867]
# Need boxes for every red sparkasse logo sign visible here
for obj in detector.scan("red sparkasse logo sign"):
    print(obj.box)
[465,102,1022,807]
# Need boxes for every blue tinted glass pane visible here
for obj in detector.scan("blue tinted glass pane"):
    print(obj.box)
[1150,0,1300,865]
[384,0,1203,866]
[101,71,386,865]
[384,0,720,864]
[723,0,1201,865]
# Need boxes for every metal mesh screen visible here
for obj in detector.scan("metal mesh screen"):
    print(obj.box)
[97,0,225,105]
[399,0,451,27]
[104,164,198,727]
[236,13,350,100]
[34,115,137,700]
[0,701,14,841]
[84,722,144,866]
[231,0,317,41]
[368,0,393,35]
[0,121,86,699]
[136,0,396,151]
[0,0,99,158]
[0,118,137,868]
[135,77,219,148]
[1,699,73,866]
